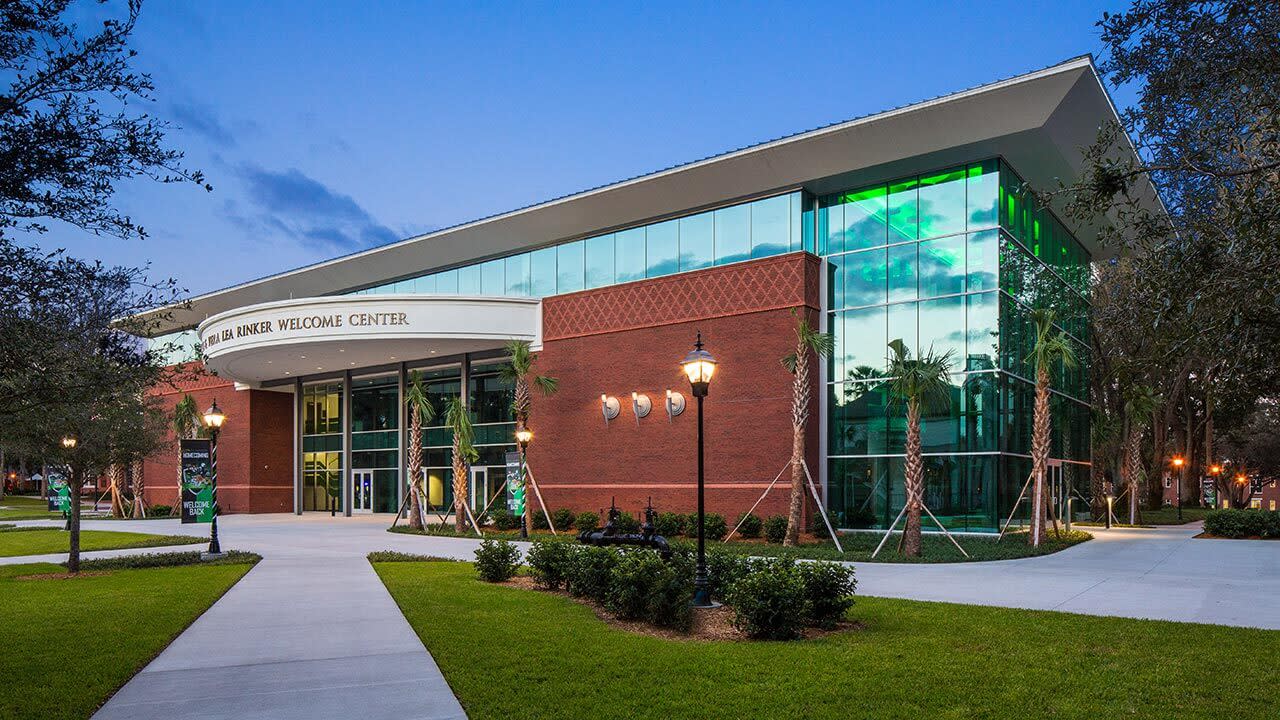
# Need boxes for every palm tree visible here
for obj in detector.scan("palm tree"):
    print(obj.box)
[108,462,126,517]
[445,395,479,533]
[404,371,437,530]
[1026,309,1077,547]
[170,394,203,516]
[1122,385,1159,525]
[885,338,954,557]
[499,340,558,535]
[130,456,147,518]
[780,311,834,546]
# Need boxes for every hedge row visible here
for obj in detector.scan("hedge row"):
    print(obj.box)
[1203,508,1280,538]
[475,540,856,638]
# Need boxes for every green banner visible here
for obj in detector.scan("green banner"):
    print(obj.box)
[46,472,70,514]
[180,439,216,523]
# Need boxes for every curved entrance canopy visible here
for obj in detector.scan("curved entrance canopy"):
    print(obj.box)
[198,295,540,384]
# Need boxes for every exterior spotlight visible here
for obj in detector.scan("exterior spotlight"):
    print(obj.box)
[680,333,717,398]
[665,390,686,421]
[600,394,620,423]
[1104,493,1114,530]
[61,436,77,449]
[631,392,652,423]
[1172,456,1184,468]
[515,427,533,448]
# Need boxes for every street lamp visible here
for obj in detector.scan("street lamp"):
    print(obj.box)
[202,400,226,555]
[60,435,77,530]
[515,427,532,538]
[1172,456,1185,521]
[61,436,77,449]
[680,333,717,608]
[1209,464,1222,509]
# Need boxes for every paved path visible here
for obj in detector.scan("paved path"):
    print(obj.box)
[4,512,1276,718]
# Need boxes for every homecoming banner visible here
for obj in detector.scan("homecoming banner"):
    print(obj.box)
[180,439,215,524]
[46,472,70,513]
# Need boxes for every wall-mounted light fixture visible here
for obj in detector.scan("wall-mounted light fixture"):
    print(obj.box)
[600,394,620,424]
[631,392,652,424]
[665,390,686,421]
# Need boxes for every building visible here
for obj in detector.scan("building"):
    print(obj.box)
[137,56,1157,532]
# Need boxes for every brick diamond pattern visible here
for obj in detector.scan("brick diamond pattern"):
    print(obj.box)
[543,253,821,340]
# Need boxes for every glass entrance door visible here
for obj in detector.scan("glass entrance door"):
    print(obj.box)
[352,470,373,513]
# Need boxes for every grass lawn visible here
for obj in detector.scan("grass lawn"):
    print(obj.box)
[376,560,1277,720]
[0,495,82,521]
[0,557,256,719]
[0,527,203,557]
[389,524,1091,563]
[1139,507,1210,524]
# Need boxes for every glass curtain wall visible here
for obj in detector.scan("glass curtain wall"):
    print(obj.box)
[468,361,516,514]
[349,192,807,299]
[420,366,462,514]
[824,158,1090,532]
[302,382,343,512]
[350,375,400,513]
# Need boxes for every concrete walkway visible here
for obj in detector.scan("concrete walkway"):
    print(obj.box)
[4,512,1276,718]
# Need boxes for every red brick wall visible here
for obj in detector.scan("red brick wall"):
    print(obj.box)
[528,252,823,523]
[142,365,293,513]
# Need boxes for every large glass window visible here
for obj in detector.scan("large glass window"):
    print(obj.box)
[887,178,918,243]
[679,212,714,271]
[918,168,966,239]
[750,194,790,258]
[614,228,646,283]
[557,240,585,294]
[504,253,530,296]
[918,235,965,298]
[646,219,679,278]
[585,234,614,289]
[714,204,751,265]
[480,259,505,295]
[529,247,557,297]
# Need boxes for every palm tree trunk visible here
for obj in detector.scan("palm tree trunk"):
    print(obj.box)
[1125,431,1141,525]
[903,398,923,557]
[452,436,467,533]
[1030,366,1051,547]
[784,337,810,546]
[131,457,147,518]
[109,463,125,518]
[408,405,424,531]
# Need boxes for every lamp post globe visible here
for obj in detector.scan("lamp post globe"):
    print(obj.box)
[202,400,227,555]
[1172,456,1185,521]
[60,435,77,449]
[681,333,716,608]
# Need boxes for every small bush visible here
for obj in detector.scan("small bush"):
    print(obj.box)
[703,513,727,541]
[575,511,600,532]
[1205,508,1280,538]
[798,561,856,629]
[526,540,575,590]
[568,545,619,603]
[607,550,661,620]
[490,508,520,531]
[681,513,699,536]
[736,512,763,539]
[474,539,521,582]
[705,547,753,600]
[551,507,576,530]
[809,509,840,535]
[531,510,550,530]
[654,511,684,537]
[612,510,641,533]
[147,504,172,518]
[367,551,457,563]
[70,550,260,571]
[763,515,788,543]
[725,558,808,640]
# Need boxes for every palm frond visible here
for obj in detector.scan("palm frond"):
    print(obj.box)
[534,374,559,396]
[404,371,436,424]
[445,396,479,464]
[1026,308,1078,373]
[886,340,955,412]
[499,339,533,383]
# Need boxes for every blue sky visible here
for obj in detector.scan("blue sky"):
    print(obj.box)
[33,1,1133,297]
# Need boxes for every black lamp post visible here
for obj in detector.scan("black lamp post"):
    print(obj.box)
[202,400,226,555]
[1172,456,1185,522]
[515,427,532,539]
[680,333,717,608]
[60,435,76,531]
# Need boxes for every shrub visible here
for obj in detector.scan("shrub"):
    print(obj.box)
[1205,508,1280,538]
[567,545,619,603]
[575,511,600,532]
[724,558,808,640]
[706,547,753,600]
[490,508,519,531]
[654,511,684,538]
[798,561,856,629]
[681,513,700,536]
[703,513,727,541]
[526,540,575,590]
[474,540,521,582]
[736,512,763,538]
[70,550,260,571]
[612,510,641,533]
[551,507,576,530]
[147,504,172,518]
[808,508,840,535]
[531,509,550,530]
[763,515,788,543]
[367,551,457,563]
[607,550,661,619]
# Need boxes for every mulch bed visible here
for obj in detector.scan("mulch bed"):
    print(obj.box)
[15,571,112,581]
[1193,532,1279,540]
[502,575,863,641]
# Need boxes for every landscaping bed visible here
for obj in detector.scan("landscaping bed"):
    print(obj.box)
[1198,508,1280,539]
[0,553,259,719]
[0,526,204,557]
[373,558,1278,719]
